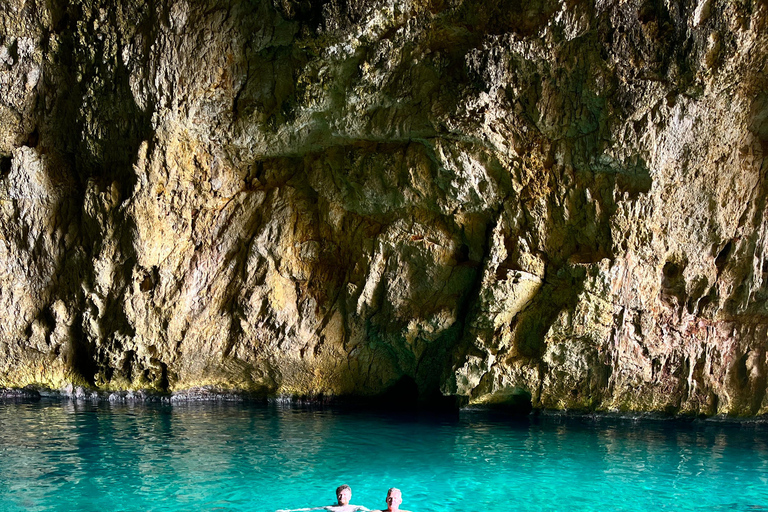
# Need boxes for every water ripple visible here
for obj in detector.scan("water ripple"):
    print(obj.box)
[0,402,766,512]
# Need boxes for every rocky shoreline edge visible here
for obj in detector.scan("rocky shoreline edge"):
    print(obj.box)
[0,385,271,404]
[2,385,768,425]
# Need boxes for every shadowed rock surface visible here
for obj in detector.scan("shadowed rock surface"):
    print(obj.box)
[0,0,766,415]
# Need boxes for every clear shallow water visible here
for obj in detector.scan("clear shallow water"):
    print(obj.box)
[0,401,767,512]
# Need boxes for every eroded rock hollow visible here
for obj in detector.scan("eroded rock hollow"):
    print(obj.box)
[1,0,767,415]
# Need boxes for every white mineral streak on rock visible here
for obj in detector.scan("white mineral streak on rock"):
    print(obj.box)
[694,0,713,27]
[358,248,387,315]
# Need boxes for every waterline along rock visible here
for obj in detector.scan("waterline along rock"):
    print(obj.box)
[0,0,766,415]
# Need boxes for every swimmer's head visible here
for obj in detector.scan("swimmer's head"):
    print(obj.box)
[336,485,352,505]
[386,488,402,509]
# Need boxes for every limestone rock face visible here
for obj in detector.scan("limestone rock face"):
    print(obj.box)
[1,0,767,415]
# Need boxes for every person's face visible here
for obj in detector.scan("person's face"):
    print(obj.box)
[386,490,402,510]
[337,489,351,505]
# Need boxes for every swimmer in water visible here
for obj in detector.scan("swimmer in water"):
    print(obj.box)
[276,484,369,512]
[328,484,368,512]
[372,488,411,512]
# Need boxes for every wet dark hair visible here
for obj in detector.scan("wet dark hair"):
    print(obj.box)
[336,485,351,495]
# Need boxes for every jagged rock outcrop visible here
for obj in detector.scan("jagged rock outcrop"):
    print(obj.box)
[1,0,767,415]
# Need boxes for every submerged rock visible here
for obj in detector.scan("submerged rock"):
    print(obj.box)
[0,387,41,401]
[0,0,766,416]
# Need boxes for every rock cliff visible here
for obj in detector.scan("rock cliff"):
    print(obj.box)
[1,0,767,415]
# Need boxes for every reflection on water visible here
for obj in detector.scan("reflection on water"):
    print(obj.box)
[0,401,766,512]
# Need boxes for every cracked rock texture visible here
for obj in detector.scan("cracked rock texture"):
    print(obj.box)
[1,0,767,415]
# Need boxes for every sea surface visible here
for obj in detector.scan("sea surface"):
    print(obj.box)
[0,399,766,512]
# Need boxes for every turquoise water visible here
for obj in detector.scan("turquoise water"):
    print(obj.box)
[0,401,766,512]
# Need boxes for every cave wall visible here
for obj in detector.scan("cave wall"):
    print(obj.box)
[0,0,767,415]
